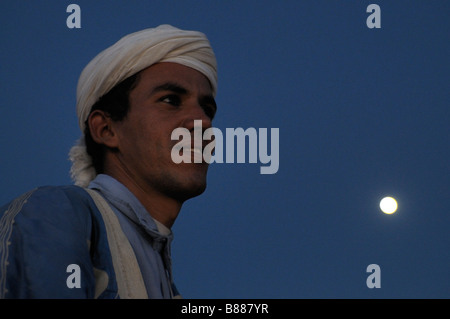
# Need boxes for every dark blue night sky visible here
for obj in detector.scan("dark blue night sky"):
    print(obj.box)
[1,1,449,298]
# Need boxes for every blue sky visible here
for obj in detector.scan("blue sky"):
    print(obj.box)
[1,1,449,298]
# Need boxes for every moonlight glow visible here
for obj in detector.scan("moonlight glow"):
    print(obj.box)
[380,197,398,214]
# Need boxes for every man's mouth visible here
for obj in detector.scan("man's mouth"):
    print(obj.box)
[183,147,203,155]
[172,144,205,163]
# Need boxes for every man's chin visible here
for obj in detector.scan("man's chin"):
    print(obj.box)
[185,182,207,199]
[168,164,209,201]
[168,179,207,203]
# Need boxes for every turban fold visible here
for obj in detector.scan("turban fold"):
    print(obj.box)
[69,24,218,187]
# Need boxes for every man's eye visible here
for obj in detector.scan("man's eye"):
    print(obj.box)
[203,105,216,120]
[160,95,181,106]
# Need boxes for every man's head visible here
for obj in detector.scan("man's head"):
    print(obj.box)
[86,62,216,202]
[69,25,217,203]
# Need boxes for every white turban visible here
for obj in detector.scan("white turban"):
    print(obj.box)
[68,24,218,187]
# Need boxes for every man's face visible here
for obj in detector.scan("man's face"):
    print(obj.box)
[112,62,217,202]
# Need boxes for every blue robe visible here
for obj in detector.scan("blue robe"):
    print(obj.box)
[0,181,179,299]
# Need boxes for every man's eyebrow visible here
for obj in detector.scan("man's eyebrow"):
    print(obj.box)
[150,82,188,96]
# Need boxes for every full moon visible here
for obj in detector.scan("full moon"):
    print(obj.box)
[380,197,398,214]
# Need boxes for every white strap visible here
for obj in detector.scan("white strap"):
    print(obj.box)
[85,188,148,299]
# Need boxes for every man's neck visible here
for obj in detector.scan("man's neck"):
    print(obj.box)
[103,164,182,229]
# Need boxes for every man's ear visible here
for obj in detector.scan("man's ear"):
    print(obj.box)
[88,110,119,148]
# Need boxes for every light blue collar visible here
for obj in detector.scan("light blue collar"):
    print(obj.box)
[88,174,173,246]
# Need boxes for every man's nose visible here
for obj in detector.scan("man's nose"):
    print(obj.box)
[184,103,213,132]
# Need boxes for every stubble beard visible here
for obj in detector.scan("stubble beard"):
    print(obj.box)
[151,162,209,203]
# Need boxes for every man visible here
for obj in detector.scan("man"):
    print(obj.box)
[0,24,218,299]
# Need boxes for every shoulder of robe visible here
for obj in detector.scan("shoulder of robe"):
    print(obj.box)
[1,185,96,227]
[0,185,102,298]
[0,185,102,253]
